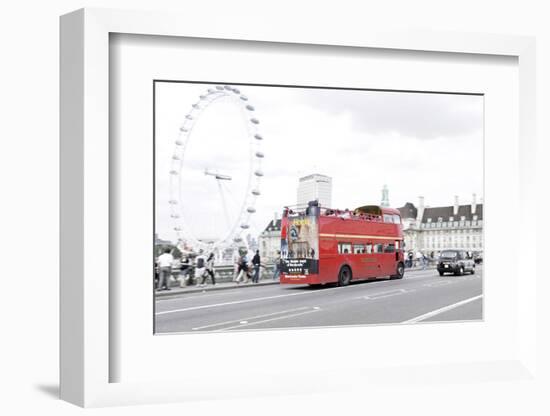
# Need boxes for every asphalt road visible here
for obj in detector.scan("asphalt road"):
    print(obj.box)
[155,266,483,333]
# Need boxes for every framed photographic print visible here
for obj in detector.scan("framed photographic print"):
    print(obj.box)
[60,8,537,408]
[152,80,485,335]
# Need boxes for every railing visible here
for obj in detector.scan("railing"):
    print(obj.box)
[285,205,383,223]
[157,263,278,286]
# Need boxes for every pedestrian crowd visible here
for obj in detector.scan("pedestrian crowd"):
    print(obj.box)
[155,247,281,291]
[405,250,435,269]
[232,249,281,284]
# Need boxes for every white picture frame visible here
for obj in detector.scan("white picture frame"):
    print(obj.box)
[60,7,537,408]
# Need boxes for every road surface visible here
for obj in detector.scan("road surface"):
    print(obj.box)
[155,266,483,333]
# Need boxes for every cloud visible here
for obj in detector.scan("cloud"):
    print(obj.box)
[300,89,483,140]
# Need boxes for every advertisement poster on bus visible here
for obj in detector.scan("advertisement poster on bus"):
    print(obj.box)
[280,212,319,276]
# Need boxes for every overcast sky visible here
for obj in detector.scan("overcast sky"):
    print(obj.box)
[155,82,483,243]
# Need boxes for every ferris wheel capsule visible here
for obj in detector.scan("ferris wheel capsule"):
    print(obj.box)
[255,152,264,158]
[251,189,261,196]
[254,134,263,141]
[246,207,256,213]
[250,118,259,125]
[254,170,264,177]
[246,105,255,111]
[240,224,250,229]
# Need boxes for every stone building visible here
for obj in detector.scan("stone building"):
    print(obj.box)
[397,194,483,255]
[258,214,282,264]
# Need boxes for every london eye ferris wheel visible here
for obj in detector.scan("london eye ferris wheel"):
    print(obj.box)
[168,85,265,252]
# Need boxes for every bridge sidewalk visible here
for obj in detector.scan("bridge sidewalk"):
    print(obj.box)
[155,278,280,297]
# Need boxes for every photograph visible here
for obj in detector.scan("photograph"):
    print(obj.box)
[153,81,484,333]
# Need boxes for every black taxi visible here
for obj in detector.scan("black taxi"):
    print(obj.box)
[437,249,475,276]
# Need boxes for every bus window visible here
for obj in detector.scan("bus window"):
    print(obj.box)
[374,243,383,253]
[384,243,395,253]
[353,244,365,254]
[383,214,393,223]
[393,214,401,224]
[366,243,373,254]
[338,243,352,254]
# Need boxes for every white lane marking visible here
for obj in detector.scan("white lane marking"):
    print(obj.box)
[156,284,362,315]
[456,275,479,281]
[158,290,244,302]
[217,308,321,331]
[401,295,483,324]
[239,321,248,324]
[190,307,309,331]
[423,280,453,288]
[360,288,412,300]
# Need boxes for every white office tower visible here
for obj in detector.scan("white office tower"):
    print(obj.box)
[297,174,332,208]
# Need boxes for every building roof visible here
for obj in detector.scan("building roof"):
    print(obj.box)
[262,218,281,233]
[299,173,331,182]
[397,202,483,222]
[397,202,418,220]
[422,204,483,222]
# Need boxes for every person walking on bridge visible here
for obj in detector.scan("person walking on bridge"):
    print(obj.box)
[157,248,174,291]
[252,250,261,283]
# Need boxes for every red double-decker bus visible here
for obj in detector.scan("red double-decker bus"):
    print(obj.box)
[279,200,405,286]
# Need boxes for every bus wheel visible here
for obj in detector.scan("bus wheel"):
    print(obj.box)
[391,262,405,279]
[338,266,352,286]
